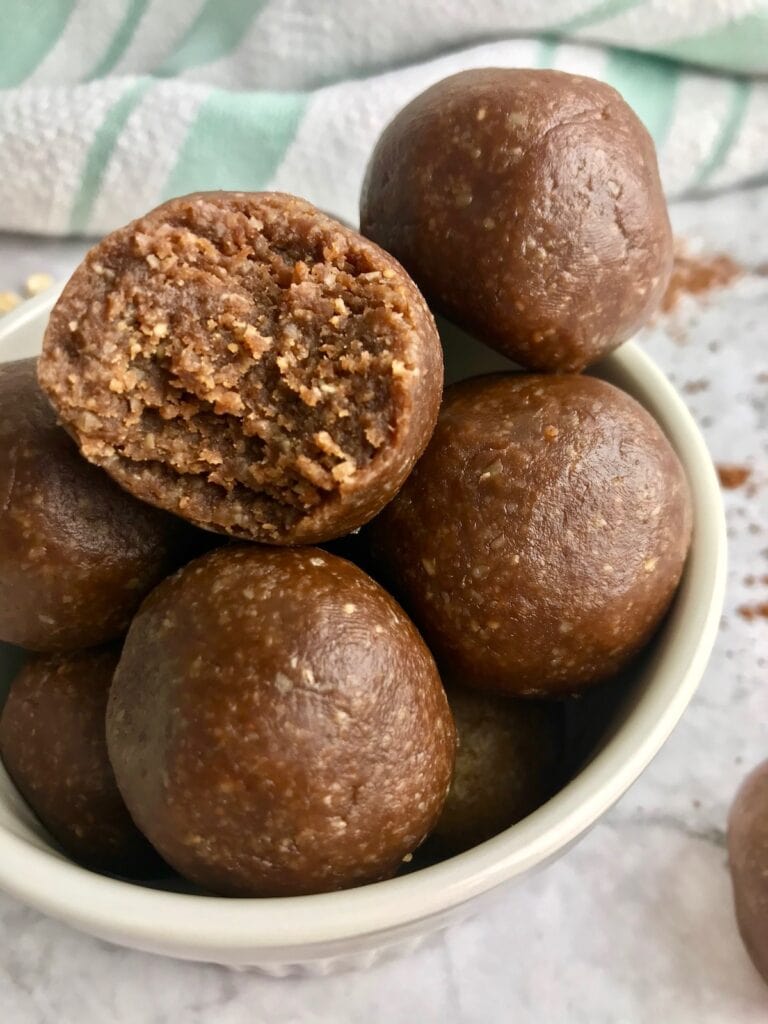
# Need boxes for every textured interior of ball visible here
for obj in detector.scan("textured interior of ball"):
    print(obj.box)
[43,199,418,537]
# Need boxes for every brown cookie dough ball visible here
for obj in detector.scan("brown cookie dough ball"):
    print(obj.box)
[361,69,672,372]
[0,647,158,874]
[0,358,185,652]
[39,192,443,545]
[432,688,563,854]
[368,374,692,696]
[106,546,455,896]
[728,760,768,985]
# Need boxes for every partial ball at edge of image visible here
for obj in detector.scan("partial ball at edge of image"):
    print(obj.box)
[728,759,768,985]
[0,646,160,875]
[0,357,186,652]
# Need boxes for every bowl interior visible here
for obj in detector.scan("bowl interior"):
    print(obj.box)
[0,290,726,952]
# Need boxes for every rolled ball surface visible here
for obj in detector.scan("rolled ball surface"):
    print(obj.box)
[432,688,563,854]
[0,647,158,874]
[0,358,182,651]
[39,192,443,545]
[728,760,768,985]
[368,373,692,696]
[106,546,455,896]
[361,68,672,372]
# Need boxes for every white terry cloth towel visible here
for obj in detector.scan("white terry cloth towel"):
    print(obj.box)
[0,0,767,236]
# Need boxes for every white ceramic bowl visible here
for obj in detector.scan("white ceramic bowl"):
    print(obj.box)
[0,288,726,975]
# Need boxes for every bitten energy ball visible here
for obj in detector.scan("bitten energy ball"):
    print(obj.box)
[361,68,672,372]
[369,374,692,696]
[107,546,455,896]
[728,760,768,985]
[0,647,158,874]
[431,688,563,854]
[39,192,443,545]
[0,358,182,651]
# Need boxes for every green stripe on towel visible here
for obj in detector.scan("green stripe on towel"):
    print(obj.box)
[550,0,645,34]
[536,38,559,68]
[0,0,76,87]
[693,78,751,189]
[69,78,154,234]
[659,13,768,75]
[87,0,151,80]
[603,48,680,147]
[162,88,307,198]
[156,0,266,77]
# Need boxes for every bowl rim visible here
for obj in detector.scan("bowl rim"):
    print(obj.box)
[0,289,727,953]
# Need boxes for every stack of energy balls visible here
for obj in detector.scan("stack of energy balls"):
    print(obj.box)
[0,69,691,897]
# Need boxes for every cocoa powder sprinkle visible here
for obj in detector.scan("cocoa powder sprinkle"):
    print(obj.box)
[738,602,768,622]
[717,465,752,490]
[682,379,710,395]
[661,246,742,313]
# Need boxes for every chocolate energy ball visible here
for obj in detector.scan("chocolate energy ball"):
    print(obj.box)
[0,358,184,652]
[0,647,158,874]
[361,68,672,372]
[106,546,455,896]
[431,688,563,854]
[39,192,443,545]
[368,374,692,696]
[729,760,768,984]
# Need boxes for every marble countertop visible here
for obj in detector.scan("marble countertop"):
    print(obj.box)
[0,185,766,1024]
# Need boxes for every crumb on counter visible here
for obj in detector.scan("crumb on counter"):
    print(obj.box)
[25,272,54,297]
[1,272,55,316]
[0,291,21,315]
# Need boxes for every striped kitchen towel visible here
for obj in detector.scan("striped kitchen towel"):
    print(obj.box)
[1,0,767,237]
